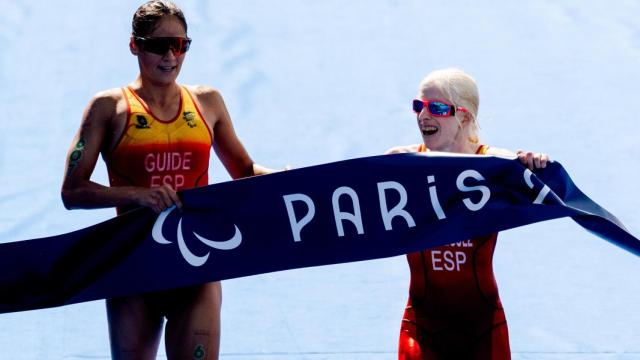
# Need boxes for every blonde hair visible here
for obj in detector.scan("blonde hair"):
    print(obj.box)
[419,68,480,144]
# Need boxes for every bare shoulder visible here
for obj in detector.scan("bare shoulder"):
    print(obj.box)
[93,87,124,104]
[184,85,228,129]
[82,88,125,125]
[385,144,422,155]
[185,84,224,105]
[77,88,129,155]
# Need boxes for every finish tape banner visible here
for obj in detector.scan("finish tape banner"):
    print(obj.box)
[1,153,638,314]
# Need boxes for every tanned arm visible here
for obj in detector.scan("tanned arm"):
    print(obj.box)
[61,91,181,213]
[194,86,279,179]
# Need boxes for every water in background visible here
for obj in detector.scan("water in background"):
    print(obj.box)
[0,1,639,359]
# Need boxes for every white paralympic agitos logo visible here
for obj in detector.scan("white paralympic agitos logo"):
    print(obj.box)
[152,206,242,267]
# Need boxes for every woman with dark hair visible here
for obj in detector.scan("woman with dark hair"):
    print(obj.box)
[61,1,275,358]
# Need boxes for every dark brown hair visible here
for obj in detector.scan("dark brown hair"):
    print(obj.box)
[132,1,187,37]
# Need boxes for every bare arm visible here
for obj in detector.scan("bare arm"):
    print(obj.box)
[61,92,181,213]
[196,87,280,178]
[385,144,549,170]
[485,146,549,170]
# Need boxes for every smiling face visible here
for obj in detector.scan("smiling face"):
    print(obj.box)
[414,69,480,153]
[130,15,187,87]
[416,85,471,152]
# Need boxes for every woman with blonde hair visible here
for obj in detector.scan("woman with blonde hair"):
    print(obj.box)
[387,68,547,359]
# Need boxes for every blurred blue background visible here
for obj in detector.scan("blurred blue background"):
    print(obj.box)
[0,1,638,358]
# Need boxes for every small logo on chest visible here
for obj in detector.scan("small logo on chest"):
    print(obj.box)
[135,115,150,129]
[183,111,197,128]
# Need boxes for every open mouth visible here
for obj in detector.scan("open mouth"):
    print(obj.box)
[158,65,177,72]
[421,125,438,136]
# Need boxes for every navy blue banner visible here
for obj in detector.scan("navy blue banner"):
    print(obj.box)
[0,153,638,314]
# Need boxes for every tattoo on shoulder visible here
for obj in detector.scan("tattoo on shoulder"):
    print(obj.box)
[66,136,87,178]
